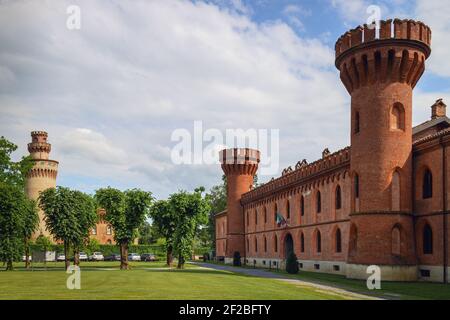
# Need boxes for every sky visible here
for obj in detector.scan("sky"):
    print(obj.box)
[1,0,450,199]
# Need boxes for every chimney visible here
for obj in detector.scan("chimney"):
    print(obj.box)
[431,98,447,119]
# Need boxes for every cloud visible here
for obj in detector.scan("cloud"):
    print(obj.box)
[0,0,349,198]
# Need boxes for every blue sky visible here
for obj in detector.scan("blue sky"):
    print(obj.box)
[1,0,450,199]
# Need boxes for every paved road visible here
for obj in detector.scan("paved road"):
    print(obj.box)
[192,262,381,300]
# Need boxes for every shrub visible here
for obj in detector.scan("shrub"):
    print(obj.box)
[286,252,299,274]
[233,251,241,266]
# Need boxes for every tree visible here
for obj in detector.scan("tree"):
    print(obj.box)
[22,199,39,268]
[205,175,227,250]
[35,235,52,252]
[0,137,37,271]
[171,187,210,269]
[286,252,299,274]
[137,220,160,245]
[39,187,96,269]
[95,188,153,270]
[71,191,97,266]
[148,200,176,266]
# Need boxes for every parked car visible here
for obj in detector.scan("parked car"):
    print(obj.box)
[128,253,141,261]
[56,253,66,262]
[89,252,104,261]
[141,253,156,262]
[104,253,121,261]
[79,252,88,261]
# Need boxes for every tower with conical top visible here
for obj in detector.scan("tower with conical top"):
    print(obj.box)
[220,148,260,264]
[25,131,59,240]
[335,20,431,280]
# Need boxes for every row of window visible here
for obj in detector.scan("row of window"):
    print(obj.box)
[91,225,113,235]
[247,229,343,254]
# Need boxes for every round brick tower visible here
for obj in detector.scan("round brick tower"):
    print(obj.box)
[220,148,260,264]
[25,131,59,240]
[335,20,432,280]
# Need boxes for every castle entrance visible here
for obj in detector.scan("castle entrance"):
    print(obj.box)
[284,233,293,259]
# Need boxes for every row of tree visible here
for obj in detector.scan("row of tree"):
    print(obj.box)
[0,136,213,271]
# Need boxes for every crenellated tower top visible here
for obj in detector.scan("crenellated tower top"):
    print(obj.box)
[335,19,431,94]
[219,148,260,176]
[28,131,51,160]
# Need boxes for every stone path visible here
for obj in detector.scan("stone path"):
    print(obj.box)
[192,262,381,300]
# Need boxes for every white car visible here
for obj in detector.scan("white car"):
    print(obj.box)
[22,255,32,262]
[128,253,141,261]
[89,252,104,261]
[56,253,66,262]
[79,252,88,261]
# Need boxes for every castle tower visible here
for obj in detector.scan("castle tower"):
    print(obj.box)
[25,131,59,240]
[220,148,260,264]
[335,20,431,280]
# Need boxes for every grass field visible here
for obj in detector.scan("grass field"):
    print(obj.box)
[234,264,450,300]
[0,261,360,300]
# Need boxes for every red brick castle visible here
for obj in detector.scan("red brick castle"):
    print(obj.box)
[215,19,450,282]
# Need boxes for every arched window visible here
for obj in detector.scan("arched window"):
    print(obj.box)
[274,203,278,223]
[246,238,249,251]
[264,237,267,252]
[255,209,258,225]
[91,227,97,235]
[354,111,360,134]
[349,224,357,256]
[106,225,112,235]
[264,207,267,223]
[286,200,290,219]
[107,239,112,245]
[392,170,401,211]
[354,174,360,199]
[316,230,322,253]
[246,211,249,226]
[300,196,305,216]
[391,103,405,130]
[254,237,258,253]
[423,169,433,199]
[335,185,342,210]
[274,235,278,253]
[423,224,433,254]
[335,228,342,253]
[300,233,305,253]
[316,191,321,213]
[392,226,401,255]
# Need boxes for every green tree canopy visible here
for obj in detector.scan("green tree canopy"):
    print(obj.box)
[95,187,153,270]
[149,199,176,266]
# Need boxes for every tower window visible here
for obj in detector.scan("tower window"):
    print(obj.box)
[316,191,321,213]
[300,233,305,253]
[286,200,290,219]
[335,185,342,210]
[335,228,342,253]
[354,174,360,199]
[300,195,305,216]
[264,207,267,223]
[106,225,112,235]
[274,235,278,253]
[264,237,267,252]
[423,224,433,254]
[354,111,360,133]
[255,209,258,225]
[391,103,405,130]
[422,169,433,199]
[316,230,322,253]
[254,237,258,253]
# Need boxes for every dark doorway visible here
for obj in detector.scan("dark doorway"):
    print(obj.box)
[284,233,294,258]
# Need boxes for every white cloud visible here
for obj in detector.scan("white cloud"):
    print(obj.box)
[0,0,349,197]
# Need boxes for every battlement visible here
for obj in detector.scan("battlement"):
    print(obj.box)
[31,131,48,137]
[220,148,260,175]
[335,19,431,60]
[335,19,432,94]
[241,147,350,204]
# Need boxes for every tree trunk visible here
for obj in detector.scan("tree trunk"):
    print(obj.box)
[24,238,30,269]
[73,249,80,266]
[6,260,13,271]
[120,242,129,270]
[64,241,70,270]
[177,253,184,269]
[166,245,173,267]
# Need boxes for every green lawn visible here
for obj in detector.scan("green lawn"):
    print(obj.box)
[0,261,359,300]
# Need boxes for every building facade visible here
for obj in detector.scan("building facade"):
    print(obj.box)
[25,131,114,244]
[215,19,450,282]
